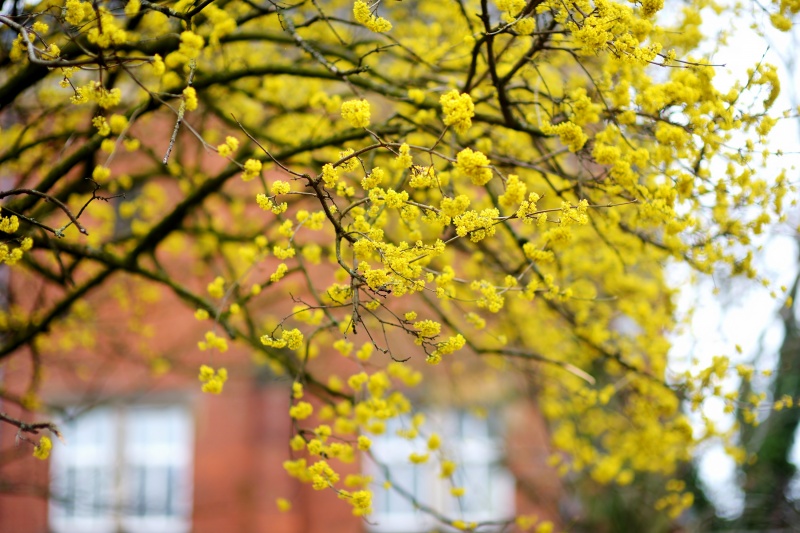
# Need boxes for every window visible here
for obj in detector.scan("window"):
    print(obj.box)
[366,411,515,532]
[49,404,193,533]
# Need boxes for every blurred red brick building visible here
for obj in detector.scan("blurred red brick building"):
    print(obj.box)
[0,363,561,533]
[0,175,562,532]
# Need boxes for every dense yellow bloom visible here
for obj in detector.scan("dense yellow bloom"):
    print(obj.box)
[271,180,291,195]
[65,0,93,25]
[454,208,499,242]
[440,90,475,133]
[198,365,228,394]
[183,87,198,111]
[341,99,371,128]
[353,0,392,32]
[282,328,304,350]
[349,490,372,516]
[309,459,339,489]
[166,31,205,68]
[242,159,262,181]
[289,401,314,420]
[4,0,795,525]
[455,148,493,185]
[542,121,588,152]
[86,9,127,48]
[361,167,385,189]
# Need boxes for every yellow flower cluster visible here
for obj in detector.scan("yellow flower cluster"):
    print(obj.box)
[289,401,314,420]
[166,31,205,69]
[33,435,52,460]
[64,0,94,26]
[516,193,543,223]
[455,148,493,185]
[353,0,392,32]
[497,0,525,15]
[0,231,31,265]
[217,136,239,158]
[453,208,499,242]
[198,331,228,352]
[413,319,441,342]
[498,175,527,208]
[204,4,237,46]
[340,489,372,516]
[361,167,385,190]
[542,121,588,152]
[242,159,262,181]
[183,87,198,111]
[256,193,287,215]
[440,90,475,133]
[207,276,225,298]
[151,54,165,76]
[86,9,127,48]
[341,99,371,128]
[260,328,304,350]
[198,365,228,394]
[321,164,340,188]
[271,180,291,196]
[471,280,505,312]
[309,460,339,489]
[109,114,127,134]
[92,116,111,136]
[8,35,27,63]
[296,210,326,230]
[0,209,20,234]
[70,82,122,109]
[641,0,664,17]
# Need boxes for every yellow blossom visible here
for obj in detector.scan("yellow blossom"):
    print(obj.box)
[33,436,52,460]
[341,99,371,128]
[440,90,475,133]
[455,148,493,185]
[353,0,392,32]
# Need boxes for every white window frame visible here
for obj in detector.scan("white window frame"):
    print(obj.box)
[366,411,515,533]
[49,403,193,533]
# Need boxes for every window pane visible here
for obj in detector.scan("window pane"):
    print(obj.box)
[122,404,193,531]
[50,407,117,533]
[50,404,193,533]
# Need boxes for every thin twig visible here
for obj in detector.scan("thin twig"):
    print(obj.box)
[0,188,89,235]
[0,411,61,438]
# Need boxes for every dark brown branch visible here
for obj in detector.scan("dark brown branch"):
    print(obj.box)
[0,188,88,235]
[0,411,61,438]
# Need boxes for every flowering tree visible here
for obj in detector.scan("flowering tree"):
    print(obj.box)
[0,0,797,528]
